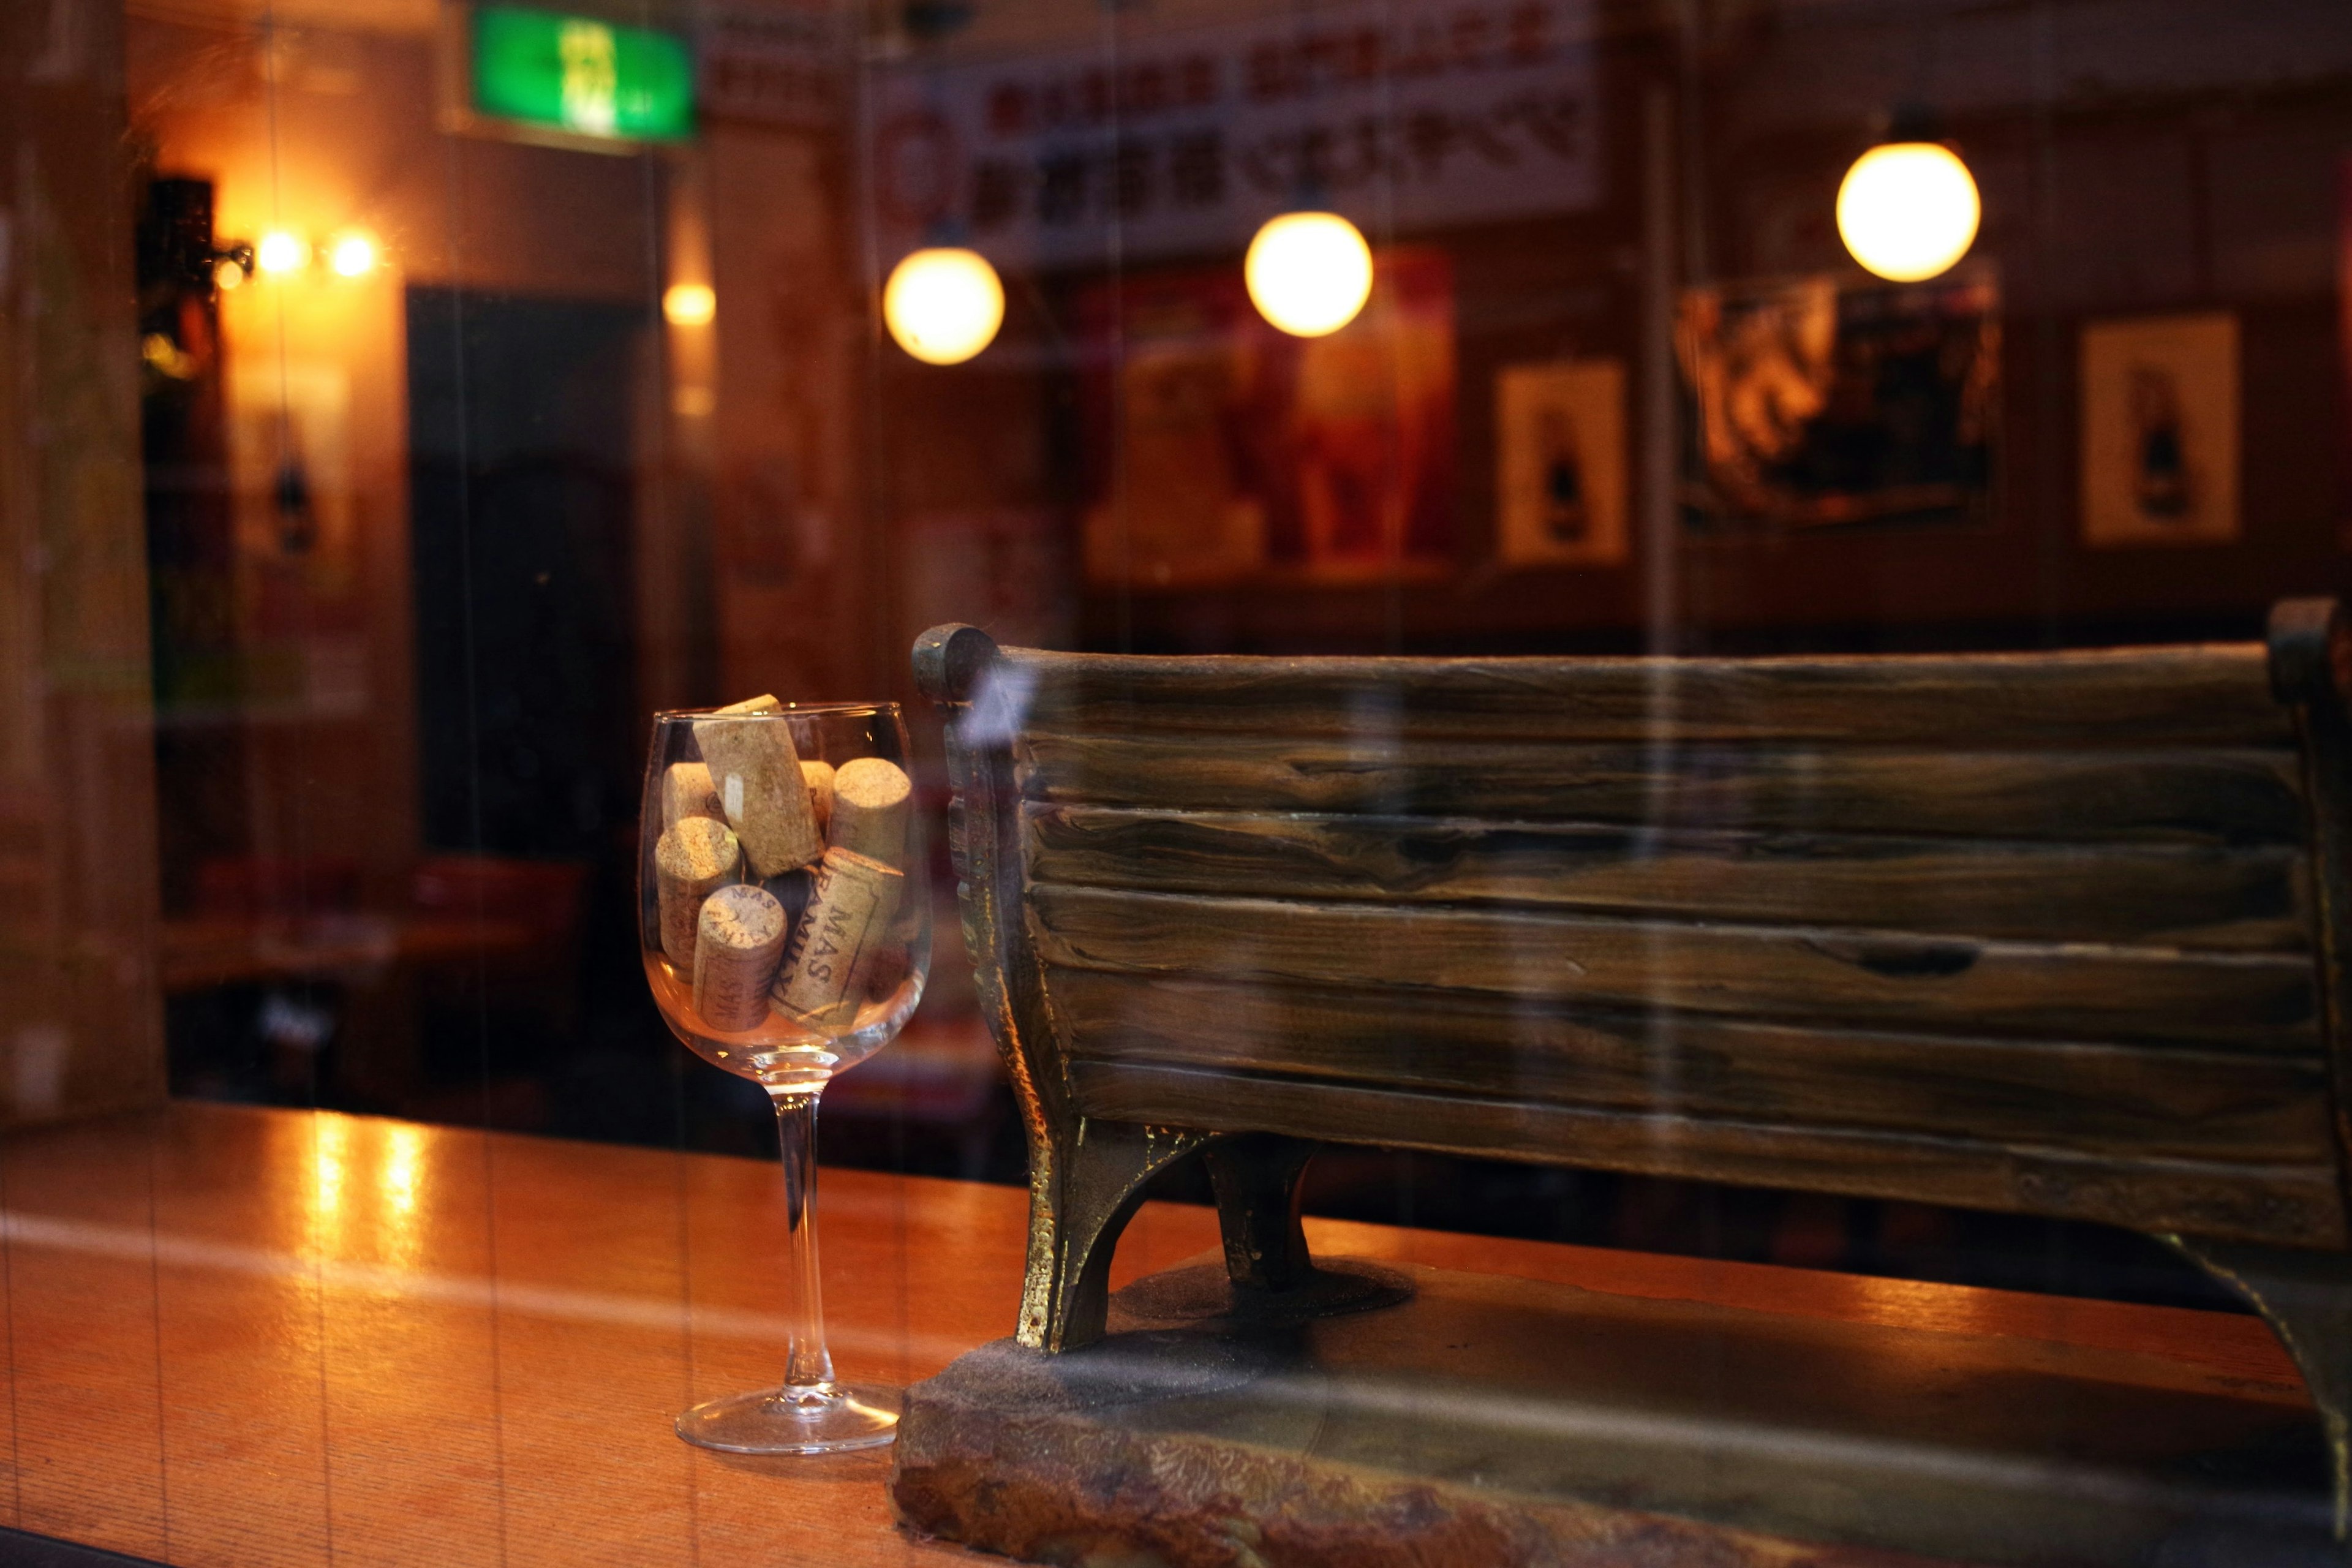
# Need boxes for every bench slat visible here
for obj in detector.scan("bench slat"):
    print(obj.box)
[1047,970,2335,1166]
[1025,805,2309,952]
[1068,1060,2348,1250]
[1030,886,2320,1052]
[1010,643,2293,748]
[1016,735,2307,846]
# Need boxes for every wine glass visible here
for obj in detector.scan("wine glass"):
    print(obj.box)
[638,699,931,1453]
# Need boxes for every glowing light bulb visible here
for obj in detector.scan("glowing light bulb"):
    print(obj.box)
[1836,142,1980,283]
[255,230,310,276]
[1245,211,1373,338]
[663,282,716,326]
[883,248,1004,365]
[328,231,378,277]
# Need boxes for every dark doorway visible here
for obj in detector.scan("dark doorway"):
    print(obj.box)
[405,287,659,1132]
[406,287,645,859]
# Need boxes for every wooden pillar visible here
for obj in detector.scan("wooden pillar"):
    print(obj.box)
[0,0,168,1123]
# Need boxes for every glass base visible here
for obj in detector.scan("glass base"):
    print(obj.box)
[674,1382,902,1455]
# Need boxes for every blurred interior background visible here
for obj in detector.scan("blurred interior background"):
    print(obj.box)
[8,0,2351,1317]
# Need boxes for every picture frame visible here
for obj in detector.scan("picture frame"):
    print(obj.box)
[1676,273,1998,531]
[2078,312,2241,549]
[1495,358,1628,569]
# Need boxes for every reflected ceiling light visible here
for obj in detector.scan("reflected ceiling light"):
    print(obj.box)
[883,247,1004,365]
[255,230,310,276]
[1836,141,1980,283]
[1245,211,1373,337]
[328,230,379,277]
[663,282,717,326]
[214,257,247,291]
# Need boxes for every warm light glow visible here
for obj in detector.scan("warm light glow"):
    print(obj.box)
[214,257,247,292]
[663,282,716,326]
[328,231,379,277]
[382,1123,421,1218]
[255,230,311,276]
[1245,211,1374,338]
[1836,141,1981,283]
[883,247,1005,365]
[312,1115,348,1238]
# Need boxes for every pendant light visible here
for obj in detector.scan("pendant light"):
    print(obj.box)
[883,246,1004,366]
[1836,109,1980,284]
[1244,210,1373,338]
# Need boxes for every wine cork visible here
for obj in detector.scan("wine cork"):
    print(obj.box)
[775,847,903,1028]
[655,816,740,969]
[713,693,781,716]
[696,704,823,878]
[829,757,912,868]
[692,884,788,1031]
[664,761,723,829]
[801,761,837,838]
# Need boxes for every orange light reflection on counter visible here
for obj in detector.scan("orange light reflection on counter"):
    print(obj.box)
[383,1122,421,1219]
[311,1114,349,1255]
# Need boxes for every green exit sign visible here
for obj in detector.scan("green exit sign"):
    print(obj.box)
[471,6,694,142]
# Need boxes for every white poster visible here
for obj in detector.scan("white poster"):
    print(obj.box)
[868,0,1599,270]
[700,7,845,130]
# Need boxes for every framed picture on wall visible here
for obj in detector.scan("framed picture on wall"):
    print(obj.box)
[1077,251,1457,589]
[1676,273,1998,530]
[2079,312,2241,548]
[1495,359,1628,569]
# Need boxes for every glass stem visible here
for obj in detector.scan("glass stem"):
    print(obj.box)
[770,1088,837,1398]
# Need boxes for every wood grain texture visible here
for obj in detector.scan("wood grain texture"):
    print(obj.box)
[1047,970,2337,1166]
[1030,885,2321,1052]
[1016,733,2309,845]
[1024,804,2311,951]
[1008,643,2294,747]
[2,1101,2312,1566]
[1069,1061,2350,1249]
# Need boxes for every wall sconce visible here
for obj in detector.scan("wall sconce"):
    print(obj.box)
[1836,140,1980,283]
[663,282,717,326]
[327,230,379,277]
[255,230,311,277]
[883,247,1003,365]
[1245,211,1373,338]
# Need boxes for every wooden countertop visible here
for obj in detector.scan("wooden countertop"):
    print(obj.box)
[0,1102,2307,1566]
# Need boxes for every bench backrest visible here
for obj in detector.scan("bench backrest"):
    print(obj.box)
[917,601,2352,1252]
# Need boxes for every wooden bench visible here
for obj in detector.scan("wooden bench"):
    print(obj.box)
[914,600,2352,1529]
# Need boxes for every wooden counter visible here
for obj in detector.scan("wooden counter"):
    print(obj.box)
[0,1103,2309,1566]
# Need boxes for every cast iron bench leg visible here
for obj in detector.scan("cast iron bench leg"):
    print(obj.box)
[1203,1134,1317,1293]
[1021,1118,1210,1352]
[2171,1234,2352,1545]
